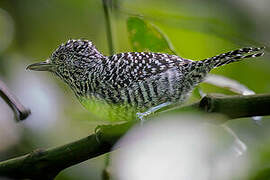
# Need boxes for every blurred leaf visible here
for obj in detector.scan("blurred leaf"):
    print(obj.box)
[205,74,255,95]
[127,17,176,54]
[122,5,266,49]
[204,74,262,122]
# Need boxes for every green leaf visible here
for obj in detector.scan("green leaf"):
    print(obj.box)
[127,17,176,54]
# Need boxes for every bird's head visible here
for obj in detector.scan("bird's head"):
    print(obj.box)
[27,39,105,81]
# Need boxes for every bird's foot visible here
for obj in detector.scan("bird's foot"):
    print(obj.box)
[136,111,151,126]
[136,102,172,126]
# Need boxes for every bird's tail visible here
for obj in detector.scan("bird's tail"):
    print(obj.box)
[201,47,265,68]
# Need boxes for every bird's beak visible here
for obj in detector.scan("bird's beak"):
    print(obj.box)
[26,60,55,72]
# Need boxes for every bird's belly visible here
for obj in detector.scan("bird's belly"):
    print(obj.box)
[119,70,193,109]
[78,95,137,122]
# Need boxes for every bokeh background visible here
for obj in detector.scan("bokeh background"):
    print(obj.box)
[0,0,269,179]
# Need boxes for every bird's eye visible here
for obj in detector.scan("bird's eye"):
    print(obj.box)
[59,54,67,61]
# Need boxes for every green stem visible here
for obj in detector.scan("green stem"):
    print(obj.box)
[102,0,114,55]
[102,154,111,180]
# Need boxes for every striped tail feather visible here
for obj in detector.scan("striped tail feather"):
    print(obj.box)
[202,47,265,68]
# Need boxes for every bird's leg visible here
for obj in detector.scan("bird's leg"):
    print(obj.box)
[136,102,172,125]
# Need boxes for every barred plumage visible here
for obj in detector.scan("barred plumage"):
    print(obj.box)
[27,39,265,121]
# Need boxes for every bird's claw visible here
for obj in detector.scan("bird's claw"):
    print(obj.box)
[136,112,150,125]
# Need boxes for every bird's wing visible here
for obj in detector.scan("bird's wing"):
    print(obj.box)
[104,52,191,88]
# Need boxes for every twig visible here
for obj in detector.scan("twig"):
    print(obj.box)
[102,0,114,55]
[0,93,269,179]
[198,93,270,119]
[159,93,270,120]
[0,79,31,121]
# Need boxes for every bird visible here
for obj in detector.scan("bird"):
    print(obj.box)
[27,39,264,122]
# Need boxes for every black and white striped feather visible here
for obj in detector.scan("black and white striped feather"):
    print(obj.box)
[49,40,265,111]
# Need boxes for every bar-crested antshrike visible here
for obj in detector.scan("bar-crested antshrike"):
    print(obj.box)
[27,40,264,121]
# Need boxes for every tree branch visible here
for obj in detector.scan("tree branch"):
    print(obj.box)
[0,79,31,121]
[0,93,269,179]
[164,93,270,119]
[199,93,270,119]
[0,122,134,179]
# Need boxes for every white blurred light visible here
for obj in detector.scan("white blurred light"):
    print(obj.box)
[112,115,249,180]
[9,55,63,131]
[205,74,255,95]
[0,98,21,151]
